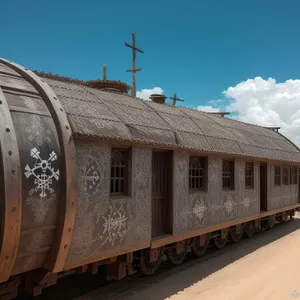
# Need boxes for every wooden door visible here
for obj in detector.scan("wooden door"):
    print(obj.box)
[152,151,171,238]
[260,163,268,211]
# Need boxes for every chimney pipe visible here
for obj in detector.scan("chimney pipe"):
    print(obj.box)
[149,94,167,104]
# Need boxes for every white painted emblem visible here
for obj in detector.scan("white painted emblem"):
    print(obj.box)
[100,203,128,246]
[224,195,235,214]
[25,115,52,146]
[241,197,251,209]
[192,199,207,221]
[25,148,60,198]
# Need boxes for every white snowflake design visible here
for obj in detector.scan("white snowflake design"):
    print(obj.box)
[25,148,60,198]
[25,115,52,146]
[241,197,251,209]
[99,203,128,247]
[224,195,235,215]
[26,193,56,224]
[192,199,208,222]
[21,96,37,110]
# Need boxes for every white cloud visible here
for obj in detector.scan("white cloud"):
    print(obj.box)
[137,87,164,100]
[208,99,226,105]
[196,105,220,113]
[223,77,300,146]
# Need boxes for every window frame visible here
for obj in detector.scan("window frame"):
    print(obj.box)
[282,166,289,185]
[274,165,281,186]
[290,166,298,185]
[189,156,207,192]
[223,160,235,190]
[110,147,131,196]
[245,162,254,189]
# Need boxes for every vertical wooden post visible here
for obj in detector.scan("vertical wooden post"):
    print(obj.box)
[132,33,137,98]
[103,64,107,81]
[169,93,184,106]
[125,32,144,98]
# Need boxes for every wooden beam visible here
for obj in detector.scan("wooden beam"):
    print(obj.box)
[124,43,144,53]
[126,68,142,72]
[125,32,144,97]
[103,64,107,81]
[0,87,22,283]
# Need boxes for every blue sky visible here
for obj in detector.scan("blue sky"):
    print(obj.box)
[1,0,300,110]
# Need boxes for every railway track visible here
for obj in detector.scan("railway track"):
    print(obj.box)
[16,215,300,300]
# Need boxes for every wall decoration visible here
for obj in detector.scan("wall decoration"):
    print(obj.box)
[67,142,151,264]
[25,115,52,146]
[24,148,59,198]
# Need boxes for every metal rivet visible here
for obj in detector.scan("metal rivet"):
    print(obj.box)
[64,245,68,249]
[12,207,16,212]
[66,126,69,130]
[12,170,15,175]
[68,228,71,232]
[8,151,12,155]
[6,128,10,132]
[71,201,74,206]
[0,100,2,104]
[53,97,57,100]
[60,108,63,112]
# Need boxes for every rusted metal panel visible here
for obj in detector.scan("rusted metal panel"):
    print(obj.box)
[0,88,22,283]
[66,142,151,268]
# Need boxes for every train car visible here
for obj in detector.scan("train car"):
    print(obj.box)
[0,57,300,299]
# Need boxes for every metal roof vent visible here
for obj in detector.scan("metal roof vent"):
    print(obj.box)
[150,94,167,104]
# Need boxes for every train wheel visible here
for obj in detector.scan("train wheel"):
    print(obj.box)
[167,241,188,266]
[230,225,243,243]
[280,212,288,223]
[167,249,186,266]
[192,233,211,257]
[245,222,255,238]
[267,215,276,229]
[140,248,162,276]
[254,219,262,233]
[213,230,228,249]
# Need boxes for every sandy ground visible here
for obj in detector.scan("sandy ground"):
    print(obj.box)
[108,214,300,300]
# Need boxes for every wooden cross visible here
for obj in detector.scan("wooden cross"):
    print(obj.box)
[125,32,144,97]
[170,93,184,106]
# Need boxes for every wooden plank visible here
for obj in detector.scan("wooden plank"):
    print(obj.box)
[151,203,300,249]
[9,105,51,117]
[63,241,150,271]
[0,58,78,273]
[0,88,22,283]
[0,74,38,94]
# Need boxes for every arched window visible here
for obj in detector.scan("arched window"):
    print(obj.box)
[110,148,130,195]
[189,157,207,190]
